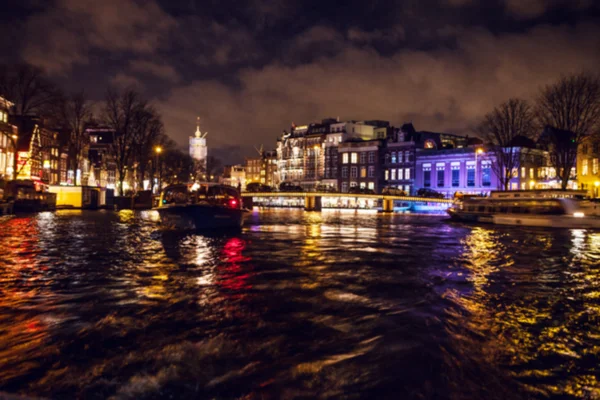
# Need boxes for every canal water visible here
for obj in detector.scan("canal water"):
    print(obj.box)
[0,209,599,399]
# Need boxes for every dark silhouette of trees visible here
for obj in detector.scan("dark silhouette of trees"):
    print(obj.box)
[58,91,94,180]
[103,89,148,195]
[536,73,600,189]
[477,98,536,191]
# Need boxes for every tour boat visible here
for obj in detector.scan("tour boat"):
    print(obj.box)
[155,183,246,230]
[447,190,600,229]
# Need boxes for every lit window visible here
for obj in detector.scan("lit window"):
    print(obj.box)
[398,152,403,163]
[391,169,396,180]
[593,158,599,175]
[342,153,348,164]
[360,167,366,178]
[398,168,404,180]
[521,167,525,178]
[405,168,410,180]
[529,168,534,179]
[582,159,589,176]
[351,152,358,163]
[385,170,389,180]
[391,152,397,163]
[368,182,374,190]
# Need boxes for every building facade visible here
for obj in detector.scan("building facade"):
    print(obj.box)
[577,137,600,197]
[0,96,16,181]
[338,139,384,193]
[415,148,500,198]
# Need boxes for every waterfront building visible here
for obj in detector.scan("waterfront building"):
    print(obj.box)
[189,117,208,172]
[87,128,116,189]
[245,156,262,185]
[415,147,500,198]
[263,150,278,187]
[577,136,600,197]
[276,124,307,186]
[12,117,61,185]
[221,164,246,189]
[0,95,17,180]
[338,138,385,193]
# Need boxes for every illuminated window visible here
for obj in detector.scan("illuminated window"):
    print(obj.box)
[398,168,404,180]
[351,153,358,163]
[467,163,475,187]
[385,170,389,180]
[482,161,492,187]
[529,168,534,179]
[582,159,589,176]
[391,169,396,180]
[437,164,445,187]
[398,152,403,163]
[368,182,374,190]
[423,164,431,187]
[360,182,366,189]
[360,167,366,178]
[391,152,397,163]
[342,153,349,164]
[405,168,410,180]
[512,168,518,178]
[424,140,435,149]
[521,167,525,178]
[593,158,599,175]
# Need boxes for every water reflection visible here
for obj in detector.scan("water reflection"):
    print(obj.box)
[0,210,599,399]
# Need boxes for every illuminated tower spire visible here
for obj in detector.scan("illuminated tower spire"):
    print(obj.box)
[195,116,201,138]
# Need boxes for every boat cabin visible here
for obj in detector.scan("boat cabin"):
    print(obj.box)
[489,189,587,200]
[159,183,241,209]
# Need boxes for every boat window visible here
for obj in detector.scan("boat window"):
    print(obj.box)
[499,206,508,213]
[477,205,485,212]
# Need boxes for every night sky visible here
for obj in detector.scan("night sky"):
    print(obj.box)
[1,0,600,164]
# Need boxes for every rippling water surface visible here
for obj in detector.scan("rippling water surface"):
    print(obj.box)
[0,209,599,399]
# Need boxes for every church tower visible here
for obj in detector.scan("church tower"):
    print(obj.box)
[189,117,208,171]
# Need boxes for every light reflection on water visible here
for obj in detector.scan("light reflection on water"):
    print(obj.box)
[0,209,599,399]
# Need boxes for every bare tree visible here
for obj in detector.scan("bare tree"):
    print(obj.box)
[477,98,536,191]
[103,89,147,195]
[536,73,600,189]
[132,107,164,191]
[0,64,59,117]
[59,91,94,180]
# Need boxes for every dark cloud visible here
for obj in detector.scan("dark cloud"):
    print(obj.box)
[157,21,600,163]
[22,0,176,74]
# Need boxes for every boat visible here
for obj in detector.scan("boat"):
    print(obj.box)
[4,180,56,213]
[447,190,600,228]
[154,183,246,230]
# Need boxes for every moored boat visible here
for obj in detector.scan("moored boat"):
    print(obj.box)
[154,183,245,231]
[447,190,600,228]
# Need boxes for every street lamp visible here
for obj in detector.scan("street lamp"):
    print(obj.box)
[155,146,162,192]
